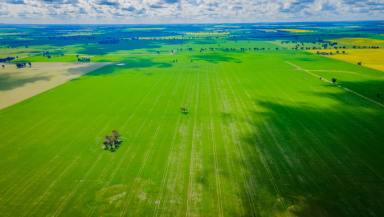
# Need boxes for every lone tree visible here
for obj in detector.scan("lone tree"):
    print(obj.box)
[102,130,122,151]
[1,65,4,69]
[332,78,337,84]
[377,93,382,100]
[111,130,121,144]
[357,62,363,66]
[103,135,113,150]
[180,107,189,114]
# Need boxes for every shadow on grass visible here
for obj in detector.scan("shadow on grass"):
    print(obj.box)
[239,91,384,217]
[86,58,172,76]
[338,79,384,103]
[191,53,241,64]
[0,73,50,91]
[304,79,384,108]
[79,40,182,55]
[65,64,107,76]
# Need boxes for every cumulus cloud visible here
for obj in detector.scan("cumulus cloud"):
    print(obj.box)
[0,0,383,23]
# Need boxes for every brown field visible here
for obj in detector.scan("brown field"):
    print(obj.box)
[0,62,109,109]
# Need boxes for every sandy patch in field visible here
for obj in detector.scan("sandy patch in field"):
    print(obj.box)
[0,62,109,109]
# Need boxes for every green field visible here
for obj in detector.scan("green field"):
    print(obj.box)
[1,42,384,217]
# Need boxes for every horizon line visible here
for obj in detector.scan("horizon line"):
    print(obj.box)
[1,19,383,26]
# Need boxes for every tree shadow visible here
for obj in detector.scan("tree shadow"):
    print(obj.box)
[305,79,384,107]
[338,80,384,103]
[79,40,182,55]
[0,73,50,91]
[239,89,384,216]
[85,58,172,76]
[191,53,241,64]
[65,64,107,76]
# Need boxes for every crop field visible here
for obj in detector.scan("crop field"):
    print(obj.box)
[309,48,384,72]
[1,22,384,217]
[332,38,384,46]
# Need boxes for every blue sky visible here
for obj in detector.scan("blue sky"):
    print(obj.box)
[1,0,384,24]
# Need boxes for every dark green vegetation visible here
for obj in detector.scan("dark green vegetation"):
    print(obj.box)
[1,23,384,217]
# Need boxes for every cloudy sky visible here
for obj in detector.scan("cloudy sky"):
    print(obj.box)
[0,0,384,24]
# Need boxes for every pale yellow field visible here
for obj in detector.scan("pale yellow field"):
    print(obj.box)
[309,48,384,72]
[278,29,314,33]
[333,38,384,46]
[0,62,109,109]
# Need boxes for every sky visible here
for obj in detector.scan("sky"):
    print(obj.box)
[0,0,384,24]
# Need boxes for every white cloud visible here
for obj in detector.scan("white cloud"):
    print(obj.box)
[0,0,383,23]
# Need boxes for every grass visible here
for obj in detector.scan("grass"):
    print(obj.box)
[1,44,384,217]
[0,47,42,58]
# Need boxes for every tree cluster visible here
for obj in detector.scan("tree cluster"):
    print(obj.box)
[15,62,32,68]
[282,40,382,51]
[316,50,347,55]
[77,57,91,63]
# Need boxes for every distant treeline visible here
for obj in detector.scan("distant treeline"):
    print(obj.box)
[0,57,15,62]
[281,40,382,51]
[166,47,281,54]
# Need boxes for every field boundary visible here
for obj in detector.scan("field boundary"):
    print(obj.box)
[285,61,384,109]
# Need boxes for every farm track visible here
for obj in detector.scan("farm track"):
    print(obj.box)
[207,66,224,217]
[118,66,186,217]
[286,61,384,109]
[153,66,193,217]
[183,66,201,217]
